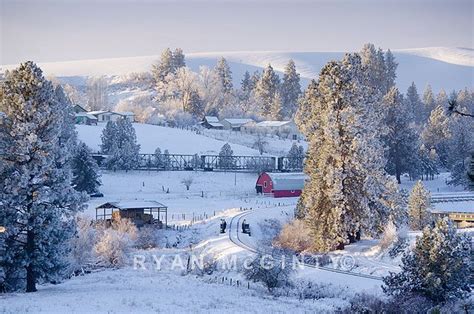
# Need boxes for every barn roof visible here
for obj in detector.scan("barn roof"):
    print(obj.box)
[96,201,167,210]
[75,112,98,120]
[256,121,293,127]
[267,172,307,191]
[204,116,220,123]
[223,118,254,126]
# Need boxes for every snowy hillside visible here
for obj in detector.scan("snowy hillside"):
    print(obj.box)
[77,123,265,155]
[2,48,473,93]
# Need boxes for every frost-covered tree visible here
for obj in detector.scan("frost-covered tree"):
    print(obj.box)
[0,62,84,292]
[154,147,162,168]
[256,64,280,118]
[218,143,235,169]
[414,144,440,181]
[152,48,175,84]
[383,218,472,303]
[384,49,398,94]
[172,48,186,69]
[72,142,101,194]
[405,82,422,123]
[215,57,233,94]
[422,85,436,123]
[101,118,140,171]
[447,110,474,189]
[408,181,431,230]
[270,92,283,120]
[421,105,451,166]
[252,134,268,155]
[382,87,419,183]
[162,149,171,169]
[436,89,448,109]
[287,142,304,170]
[239,71,253,101]
[184,89,204,117]
[360,44,387,95]
[86,76,109,111]
[296,54,402,251]
[280,60,301,118]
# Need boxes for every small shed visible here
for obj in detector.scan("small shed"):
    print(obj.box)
[96,201,168,228]
[256,172,306,198]
[201,116,224,129]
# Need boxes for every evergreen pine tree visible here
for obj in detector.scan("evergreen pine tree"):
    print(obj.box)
[152,48,175,84]
[215,57,233,94]
[382,87,419,183]
[0,62,84,292]
[218,143,235,169]
[287,142,305,170]
[240,71,252,101]
[421,105,451,167]
[408,181,431,230]
[384,49,398,94]
[172,48,186,69]
[383,218,472,303]
[154,147,162,168]
[422,85,436,123]
[101,118,140,171]
[72,142,101,194]
[297,54,402,251]
[256,64,280,118]
[405,82,422,123]
[184,89,204,117]
[269,92,283,120]
[280,60,301,118]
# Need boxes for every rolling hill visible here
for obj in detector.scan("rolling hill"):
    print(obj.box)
[2,47,473,95]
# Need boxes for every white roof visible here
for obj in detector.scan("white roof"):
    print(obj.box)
[266,172,307,191]
[88,110,110,116]
[204,116,220,123]
[431,200,474,214]
[97,201,167,209]
[256,121,293,127]
[75,112,98,119]
[223,118,254,125]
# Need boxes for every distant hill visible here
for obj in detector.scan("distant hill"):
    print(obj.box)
[2,47,473,93]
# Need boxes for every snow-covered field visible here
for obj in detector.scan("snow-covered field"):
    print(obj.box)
[77,123,265,155]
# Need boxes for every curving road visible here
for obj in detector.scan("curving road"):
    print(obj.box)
[227,208,384,283]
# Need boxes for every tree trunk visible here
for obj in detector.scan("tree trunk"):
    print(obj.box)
[26,230,36,292]
[396,173,401,184]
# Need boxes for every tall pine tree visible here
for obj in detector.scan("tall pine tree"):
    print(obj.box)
[256,64,280,118]
[280,60,301,118]
[0,62,84,292]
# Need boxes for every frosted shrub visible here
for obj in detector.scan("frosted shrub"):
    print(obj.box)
[275,220,312,253]
[257,219,282,247]
[135,226,159,249]
[94,219,138,267]
[181,177,193,190]
[379,220,398,251]
[68,216,96,274]
[243,248,294,293]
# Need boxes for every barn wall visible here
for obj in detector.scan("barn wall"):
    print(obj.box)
[256,172,273,194]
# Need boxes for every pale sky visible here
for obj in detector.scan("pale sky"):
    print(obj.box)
[1,0,473,64]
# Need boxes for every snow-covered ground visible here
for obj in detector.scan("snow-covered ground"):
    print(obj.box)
[200,128,305,156]
[77,123,264,155]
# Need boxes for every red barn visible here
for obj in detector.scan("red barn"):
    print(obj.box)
[255,172,306,198]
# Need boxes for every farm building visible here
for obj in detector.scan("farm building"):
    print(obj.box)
[88,110,135,123]
[73,104,88,113]
[95,201,168,228]
[255,172,306,198]
[220,118,254,131]
[431,194,474,228]
[243,120,302,140]
[75,112,98,125]
[201,116,224,129]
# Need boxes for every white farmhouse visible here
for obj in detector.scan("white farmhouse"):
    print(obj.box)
[243,120,302,140]
[88,110,135,123]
